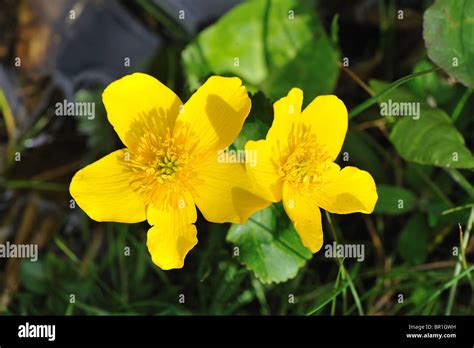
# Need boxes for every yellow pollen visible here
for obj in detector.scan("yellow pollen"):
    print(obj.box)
[123,125,200,206]
[279,135,331,193]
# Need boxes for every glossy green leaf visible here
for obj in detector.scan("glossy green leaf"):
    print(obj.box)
[370,81,474,168]
[424,0,474,88]
[182,0,339,99]
[390,106,474,169]
[227,204,312,284]
[375,184,417,215]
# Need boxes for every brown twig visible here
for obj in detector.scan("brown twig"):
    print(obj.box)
[338,62,375,97]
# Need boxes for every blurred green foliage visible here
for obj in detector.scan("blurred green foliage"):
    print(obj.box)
[375,185,417,215]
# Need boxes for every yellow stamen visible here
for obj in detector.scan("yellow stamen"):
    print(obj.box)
[280,133,331,194]
[121,124,201,206]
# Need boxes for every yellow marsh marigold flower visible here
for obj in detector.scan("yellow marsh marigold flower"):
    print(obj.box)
[245,88,378,253]
[70,73,268,270]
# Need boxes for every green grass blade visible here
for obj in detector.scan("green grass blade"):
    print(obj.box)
[348,67,438,119]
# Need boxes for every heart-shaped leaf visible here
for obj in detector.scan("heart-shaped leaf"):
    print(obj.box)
[182,0,339,99]
[424,0,474,88]
[227,204,312,284]
[370,80,474,169]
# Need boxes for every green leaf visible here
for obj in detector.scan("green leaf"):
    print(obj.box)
[227,204,312,284]
[369,79,420,104]
[390,106,474,168]
[233,119,269,151]
[370,81,474,169]
[375,184,417,215]
[398,215,428,264]
[182,0,339,99]
[424,0,474,88]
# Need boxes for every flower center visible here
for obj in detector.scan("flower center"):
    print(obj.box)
[279,135,331,193]
[124,125,199,206]
[157,152,179,181]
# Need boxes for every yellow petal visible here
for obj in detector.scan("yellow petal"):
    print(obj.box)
[282,181,323,253]
[147,190,196,225]
[146,226,197,270]
[314,166,378,214]
[266,88,303,165]
[300,95,348,160]
[69,149,146,223]
[146,191,197,270]
[174,76,251,154]
[245,140,283,202]
[193,158,271,224]
[102,73,182,150]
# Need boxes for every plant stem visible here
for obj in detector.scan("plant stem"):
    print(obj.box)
[442,203,474,216]
[414,166,453,207]
[339,63,375,97]
[325,211,364,315]
[331,266,342,315]
[348,67,439,119]
[451,88,472,122]
[445,168,474,197]
[445,208,474,315]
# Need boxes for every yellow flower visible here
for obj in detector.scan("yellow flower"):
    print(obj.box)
[245,88,378,253]
[70,73,268,270]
